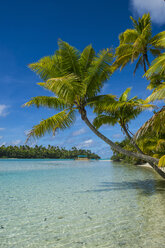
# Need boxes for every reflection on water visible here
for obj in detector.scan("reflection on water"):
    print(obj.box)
[0,159,165,248]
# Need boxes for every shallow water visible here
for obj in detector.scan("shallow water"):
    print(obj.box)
[0,159,165,248]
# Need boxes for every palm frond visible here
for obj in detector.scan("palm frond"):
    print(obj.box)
[58,39,80,76]
[145,53,165,78]
[26,109,76,141]
[79,45,95,76]
[29,53,63,81]
[149,48,161,58]
[145,83,165,102]
[114,53,132,71]
[135,107,165,139]
[93,115,118,129]
[151,31,165,48]
[87,94,116,109]
[133,56,143,75]
[147,74,165,90]
[121,29,138,44]
[115,44,133,57]
[23,96,68,110]
[85,48,113,97]
[45,74,84,103]
[158,155,165,168]
[119,88,131,102]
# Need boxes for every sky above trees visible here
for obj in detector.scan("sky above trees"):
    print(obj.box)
[0,0,164,158]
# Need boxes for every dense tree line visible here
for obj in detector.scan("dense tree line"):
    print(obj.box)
[111,129,165,165]
[0,145,100,159]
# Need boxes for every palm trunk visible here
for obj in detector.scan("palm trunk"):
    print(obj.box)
[122,124,164,176]
[142,55,147,73]
[122,124,144,154]
[144,53,150,68]
[81,111,165,179]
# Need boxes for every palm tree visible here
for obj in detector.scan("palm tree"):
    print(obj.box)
[135,106,165,139]
[92,88,153,154]
[145,53,165,80]
[25,40,165,177]
[143,51,165,134]
[114,13,165,74]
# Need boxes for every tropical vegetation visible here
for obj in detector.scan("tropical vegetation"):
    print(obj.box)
[114,13,165,74]
[24,13,165,178]
[0,145,100,159]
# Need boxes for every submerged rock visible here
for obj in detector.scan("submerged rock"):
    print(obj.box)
[58,216,64,219]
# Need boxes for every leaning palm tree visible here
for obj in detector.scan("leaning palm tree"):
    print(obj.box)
[25,40,165,177]
[114,13,165,74]
[93,88,154,154]
[143,51,165,132]
[145,53,165,79]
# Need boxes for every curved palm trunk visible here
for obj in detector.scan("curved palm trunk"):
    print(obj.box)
[122,124,144,154]
[122,124,164,175]
[81,111,165,179]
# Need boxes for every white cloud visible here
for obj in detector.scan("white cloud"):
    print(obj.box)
[24,129,30,135]
[0,136,3,139]
[113,133,123,139]
[12,139,21,145]
[78,139,94,148]
[130,0,165,24]
[0,105,9,117]
[72,128,87,136]
[0,128,5,131]
[0,142,6,146]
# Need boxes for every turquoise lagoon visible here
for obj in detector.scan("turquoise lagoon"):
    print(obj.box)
[0,159,165,248]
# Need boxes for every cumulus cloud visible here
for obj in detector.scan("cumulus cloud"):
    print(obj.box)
[0,105,9,117]
[130,0,165,24]
[113,133,123,139]
[78,139,94,148]
[72,128,87,136]
[0,142,6,146]
[12,139,21,145]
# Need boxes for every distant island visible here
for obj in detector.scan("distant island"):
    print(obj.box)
[0,145,100,160]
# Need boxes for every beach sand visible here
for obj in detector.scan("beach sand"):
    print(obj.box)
[137,162,165,172]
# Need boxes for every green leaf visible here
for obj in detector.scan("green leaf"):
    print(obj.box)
[93,115,118,129]
[158,155,165,168]
[45,74,84,103]
[145,83,165,102]
[58,39,80,76]
[84,48,113,97]
[79,44,95,77]
[119,88,131,102]
[23,96,68,110]
[26,109,76,141]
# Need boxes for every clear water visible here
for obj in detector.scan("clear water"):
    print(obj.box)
[0,159,165,248]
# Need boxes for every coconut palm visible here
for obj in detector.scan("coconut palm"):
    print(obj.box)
[145,53,165,79]
[144,52,165,102]
[93,88,154,154]
[135,106,165,139]
[25,40,165,177]
[114,13,165,74]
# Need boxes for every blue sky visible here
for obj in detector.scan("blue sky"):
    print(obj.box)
[0,0,164,158]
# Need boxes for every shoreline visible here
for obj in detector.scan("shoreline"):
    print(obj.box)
[137,162,165,172]
[137,163,152,169]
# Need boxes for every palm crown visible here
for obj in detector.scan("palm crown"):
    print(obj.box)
[93,88,152,134]
[24,40,114,140]
[114,13,165,74]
